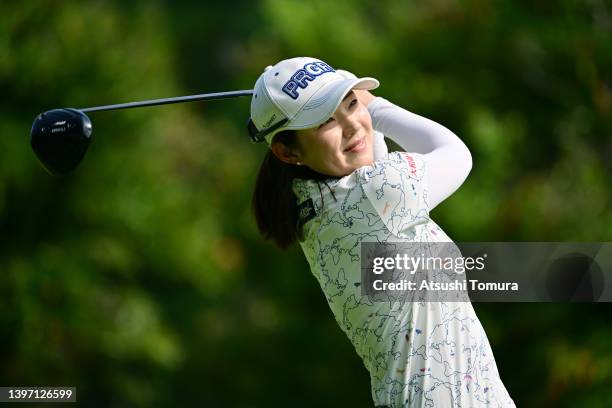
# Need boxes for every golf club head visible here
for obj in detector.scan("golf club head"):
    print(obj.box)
[30,108,92,175]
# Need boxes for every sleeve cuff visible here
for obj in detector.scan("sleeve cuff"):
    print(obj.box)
[367,96,392,116]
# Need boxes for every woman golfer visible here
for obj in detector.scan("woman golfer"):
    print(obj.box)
[248,57,515,407]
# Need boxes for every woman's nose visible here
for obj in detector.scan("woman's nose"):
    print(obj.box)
[338,113,358,138]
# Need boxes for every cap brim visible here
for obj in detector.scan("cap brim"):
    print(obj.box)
[287,77,379,130]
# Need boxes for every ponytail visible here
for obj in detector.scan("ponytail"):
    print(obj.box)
[251,130,330,249]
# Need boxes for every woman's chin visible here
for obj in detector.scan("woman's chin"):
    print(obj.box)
[351,148,374,167]
[340,154,373,175]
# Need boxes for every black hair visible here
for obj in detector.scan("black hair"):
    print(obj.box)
[251,130,334,249]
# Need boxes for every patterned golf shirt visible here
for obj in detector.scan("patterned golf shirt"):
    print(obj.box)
[292,151,516,407]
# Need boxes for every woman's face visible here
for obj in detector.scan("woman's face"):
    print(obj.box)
[293,91,374,177]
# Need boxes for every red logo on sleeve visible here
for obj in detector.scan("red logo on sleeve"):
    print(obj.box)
[402,153,418,177]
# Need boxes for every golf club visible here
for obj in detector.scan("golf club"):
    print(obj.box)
[31,90,254,176]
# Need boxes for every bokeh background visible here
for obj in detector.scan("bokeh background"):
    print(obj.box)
[1,0,611,406]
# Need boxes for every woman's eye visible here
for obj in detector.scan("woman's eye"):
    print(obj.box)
[319,117,335,129]
[349,98,358,108]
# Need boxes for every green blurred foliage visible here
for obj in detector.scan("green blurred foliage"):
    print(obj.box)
[1,0,610,406]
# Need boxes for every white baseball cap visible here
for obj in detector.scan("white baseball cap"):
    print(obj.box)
[248,57,379,145]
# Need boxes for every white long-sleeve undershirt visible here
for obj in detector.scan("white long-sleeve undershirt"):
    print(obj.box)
[368,97,472,211]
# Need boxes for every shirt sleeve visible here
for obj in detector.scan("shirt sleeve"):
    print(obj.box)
[372,130,388,161]
[357,152,430,239]
[367,97,472,211]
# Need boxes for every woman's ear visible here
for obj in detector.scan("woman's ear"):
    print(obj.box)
[270,142,300,165]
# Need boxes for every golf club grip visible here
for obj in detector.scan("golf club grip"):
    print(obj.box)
[79,90,254,113]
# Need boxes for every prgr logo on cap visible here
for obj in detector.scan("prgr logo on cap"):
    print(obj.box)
[281,61,335,100]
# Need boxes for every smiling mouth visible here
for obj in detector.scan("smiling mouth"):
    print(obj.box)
[344,137,366,152]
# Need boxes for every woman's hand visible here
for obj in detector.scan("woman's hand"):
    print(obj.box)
[335,69,376,106]
[354,89,376,106]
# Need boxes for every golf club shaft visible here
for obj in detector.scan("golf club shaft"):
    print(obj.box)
[79,90,254,113]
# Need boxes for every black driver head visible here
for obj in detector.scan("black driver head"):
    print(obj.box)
[30,108,92,175]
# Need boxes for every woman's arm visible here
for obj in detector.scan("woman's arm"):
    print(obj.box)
[364,95,472,211]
